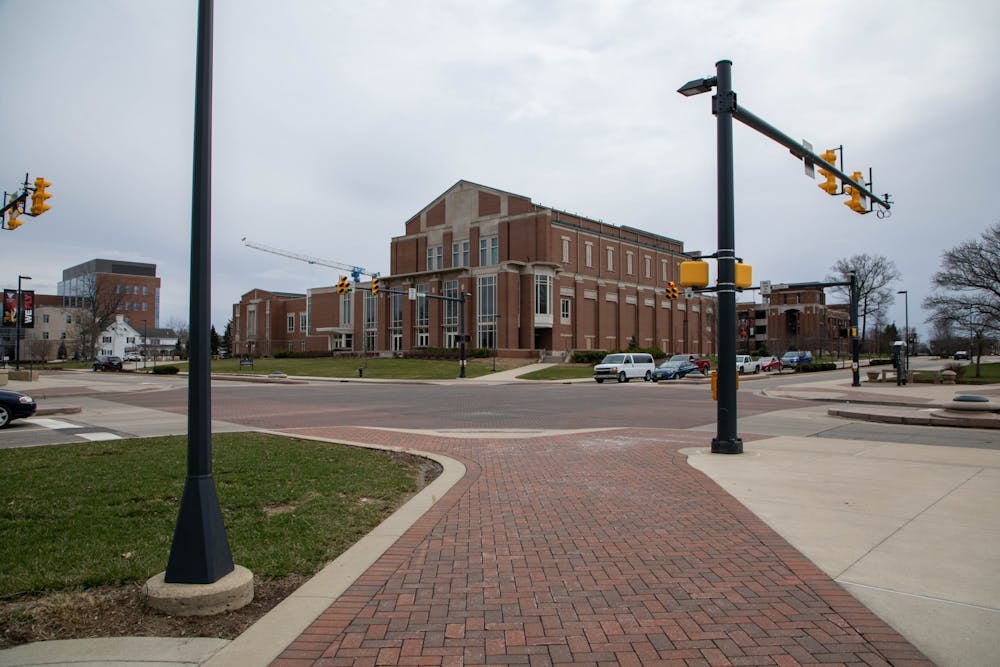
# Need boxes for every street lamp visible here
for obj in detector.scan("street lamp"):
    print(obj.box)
[897,290,909,376]
[15,275,31,371]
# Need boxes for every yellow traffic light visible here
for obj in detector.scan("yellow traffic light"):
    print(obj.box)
[370,276,380,295]
[7,201,24,230]
[336,275,350,294]
[679,260,709,288]
[30,177,52,216]
[667,280,679,300]
[735,262,752,289]
[844,171,867,213]
[817,149,838,195]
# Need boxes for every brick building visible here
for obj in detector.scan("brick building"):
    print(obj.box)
[737,287,850,358]
[233,181,717,360]
[58,259,161,329]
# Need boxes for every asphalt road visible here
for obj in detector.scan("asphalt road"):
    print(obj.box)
[4,372,999,450]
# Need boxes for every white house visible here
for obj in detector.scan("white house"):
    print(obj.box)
[98,315,179,359]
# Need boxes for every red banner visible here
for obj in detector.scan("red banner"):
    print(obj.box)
[2,290,15,328]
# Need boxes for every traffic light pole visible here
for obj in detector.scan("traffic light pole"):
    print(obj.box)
[711,61,742,454]
[680,59,889,452]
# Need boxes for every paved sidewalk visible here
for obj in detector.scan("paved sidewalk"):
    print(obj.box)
[255,427,931,666]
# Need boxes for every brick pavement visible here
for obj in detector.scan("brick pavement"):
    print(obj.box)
[271,427,930,667]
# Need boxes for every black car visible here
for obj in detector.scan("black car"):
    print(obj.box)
[0,389,37,428]
[93,355,124,371]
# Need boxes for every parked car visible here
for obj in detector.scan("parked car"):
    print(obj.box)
[93,355,124,372]
[593,352,656,383]
[668,354,710,374]
[780,350,813,369]
[0,389,37,428]
[123,353,142,362]
[735,355,761,374]
[953,350,969,360]
[757,355,781,372]
[652,359,701,381]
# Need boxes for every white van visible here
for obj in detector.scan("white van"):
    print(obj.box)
[593,353,656,383]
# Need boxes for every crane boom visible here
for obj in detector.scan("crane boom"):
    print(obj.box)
[241,237,375,282]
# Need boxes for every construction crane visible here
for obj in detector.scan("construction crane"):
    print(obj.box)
[241,237,376,283]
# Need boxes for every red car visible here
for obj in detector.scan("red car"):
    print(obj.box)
[668,354,710,374]
[757,355,781,372]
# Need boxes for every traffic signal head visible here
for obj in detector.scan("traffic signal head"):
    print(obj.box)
[370,276,380,295]
[817,149,838,195]
[679,260,709,288]
[6,198,25,230]
[844,171,867,213]
[30,177,52,216]
[336,275,350,294]
[734,262,752,289]
[667,280,678,300]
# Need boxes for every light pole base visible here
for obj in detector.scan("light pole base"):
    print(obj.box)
[711,437,743,454]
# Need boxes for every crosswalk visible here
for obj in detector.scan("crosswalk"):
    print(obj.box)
[23,417,122,441]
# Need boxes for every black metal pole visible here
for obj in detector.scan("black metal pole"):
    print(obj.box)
[850,272,860,387]
[711,60,742,455]
[459,292,467,378]
[165,0,235,584]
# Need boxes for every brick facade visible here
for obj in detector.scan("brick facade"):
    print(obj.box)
[233,181,717,359]
[737,287,850,357]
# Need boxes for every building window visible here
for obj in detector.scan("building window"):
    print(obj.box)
[560,298,571,322]
[626,251,634,275]
[340,293,352,325]
[247,306,257,337]
[287,314,295,332]
[562,237,570,263]
[426,245,443,271]
[585,242,593,267]
[364,292,377,352]
[452,240,469,267]
[43,313,50,324]
[142,303,148,312]
[607,247,614,271]
[535,275,551,316]
[142,286,148,296]
[66,314,72,324]
[644,256,651,279]
[479,236,498,266]
[299,312,307,332]
[42,331,49,340]
[662,259,668,282]
[477,275,497,349]
[60,331,66,339]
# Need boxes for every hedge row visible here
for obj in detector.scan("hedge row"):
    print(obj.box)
[402,347,492,360]
[796,362,838,372]
[152,365,180,375]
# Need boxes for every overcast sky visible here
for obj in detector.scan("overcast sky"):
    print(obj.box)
[2,0,998,341]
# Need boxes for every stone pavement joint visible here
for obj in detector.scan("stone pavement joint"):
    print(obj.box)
[269,426,930,666]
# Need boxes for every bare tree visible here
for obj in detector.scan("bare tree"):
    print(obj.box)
[826,254,901,349]
[69,273,128,359]
[923,222,1000,375]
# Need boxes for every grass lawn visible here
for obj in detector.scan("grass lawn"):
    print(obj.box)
[133,356,528,380]
[959,361,1000,384]
[0,433,431,597]
[518,364,594,381]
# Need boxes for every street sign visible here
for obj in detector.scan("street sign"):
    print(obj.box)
[684,287,694,299]
[760,280,771,296]
[408,287,417,301]
[802,140,815,178]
